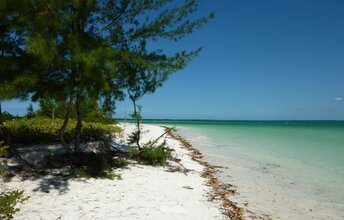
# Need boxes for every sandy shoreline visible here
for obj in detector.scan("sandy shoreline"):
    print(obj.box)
[3,123,239,219]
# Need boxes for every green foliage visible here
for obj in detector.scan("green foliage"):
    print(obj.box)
[0,0,34,103]
[0,141,9,156]
[0,118,121,145]
[75,99,115,124]
[71,153,128,180]
[1,0,212,155]
[0,111,18,122]
[72,169,120,180]
[0,142,28,219]
[0,190,29,219]
[36,98,57,120]
[1,0,212,154]
[0,141,9,177]
[128,147,140,160]
[127,130,140,146]
[129,141,173,166]
[25,103,35,119]
[36,98,115,124]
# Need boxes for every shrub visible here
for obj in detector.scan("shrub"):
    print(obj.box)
[82,122,121,142]
[129,141,173,166]
[0,142,29,219]
[0,142,9,178]
[0,141,9,156]
[0,118,121,144]
[0,190,29,219]
[128,147,140,160]
[127,130,140,146]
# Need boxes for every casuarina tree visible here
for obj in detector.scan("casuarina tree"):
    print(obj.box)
[3,0,213,155]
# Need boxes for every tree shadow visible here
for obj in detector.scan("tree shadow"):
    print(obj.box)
[28,173,70,194]
[3,140,130,194]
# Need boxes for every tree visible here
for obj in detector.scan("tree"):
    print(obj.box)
[25,103,35,119]
[25,0,116,153]
[37,98,58,120]
[120,46,199,150]
[25,0,213,155]
[112,0,213,150]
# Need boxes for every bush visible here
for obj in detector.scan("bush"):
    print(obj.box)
[82,122,121,142]
[129,141,173,166]
[0,141,9,156]
[0,142,29,219]
[0,118,121,144]
[0,142,9,178]
[0,190,29,219]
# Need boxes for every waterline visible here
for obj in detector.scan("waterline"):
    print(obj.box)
[140,120,344,219]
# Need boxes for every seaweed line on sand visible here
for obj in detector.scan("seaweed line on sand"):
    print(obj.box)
[163,126,245,220]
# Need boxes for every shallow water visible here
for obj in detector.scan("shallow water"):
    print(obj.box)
[141,120,344,219]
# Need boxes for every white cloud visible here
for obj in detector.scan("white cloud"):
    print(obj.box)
[334,97,343,101]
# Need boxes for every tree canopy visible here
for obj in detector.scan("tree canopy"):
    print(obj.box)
[0,0,214,154]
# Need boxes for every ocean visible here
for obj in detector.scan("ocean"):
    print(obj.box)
[137,120,344,219]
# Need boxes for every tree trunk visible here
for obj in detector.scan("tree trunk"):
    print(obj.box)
[58,77,75,154]
[71,0,83,154]
[132,98,141,150]
[74,77,82,154]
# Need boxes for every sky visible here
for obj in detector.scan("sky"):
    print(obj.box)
[3,0,344,120]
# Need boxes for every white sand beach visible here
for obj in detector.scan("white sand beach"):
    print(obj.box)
[4,123,227,220]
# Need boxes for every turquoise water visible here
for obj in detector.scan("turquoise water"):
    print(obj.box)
[137,120,344,205]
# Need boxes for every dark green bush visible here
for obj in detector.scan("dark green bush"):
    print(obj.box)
[0,190,29,219]
[129,142,173,166]
[0,118,121,144]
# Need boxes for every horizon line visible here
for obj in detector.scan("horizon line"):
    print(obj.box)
[116,118,344,122]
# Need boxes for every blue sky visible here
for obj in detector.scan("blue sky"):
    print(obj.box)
[3,0,344,120]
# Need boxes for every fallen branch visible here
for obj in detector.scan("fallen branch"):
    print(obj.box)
[146,126,176,148]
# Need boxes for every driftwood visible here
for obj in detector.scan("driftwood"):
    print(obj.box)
[146,126,176,148]
[166,157,194,176]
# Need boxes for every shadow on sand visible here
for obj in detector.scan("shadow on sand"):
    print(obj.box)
[2,141,130,194]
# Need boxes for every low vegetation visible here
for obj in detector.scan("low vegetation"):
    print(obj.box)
[129,141,174,166]
[0,117,126,182]
[0,118,121,145]
[0,190,29,220]
[0,142,29,219]
[0,142,9,178]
